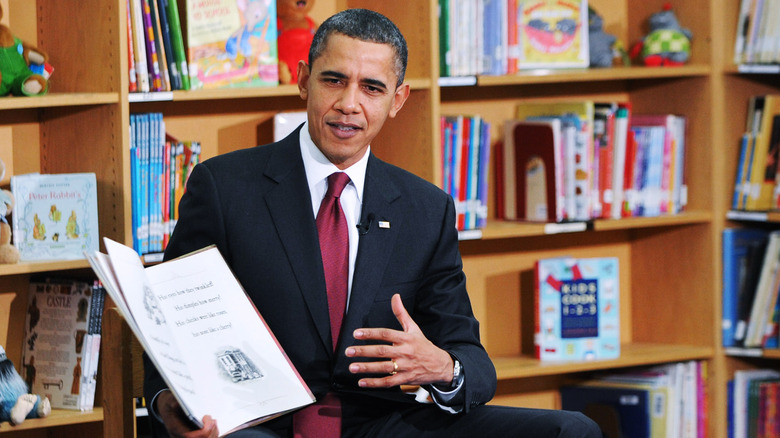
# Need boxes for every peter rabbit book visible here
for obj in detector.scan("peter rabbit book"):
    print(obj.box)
[10,173,99,261]
[86,238,314,435]
[186,0,278,89]
[534,256,620,361]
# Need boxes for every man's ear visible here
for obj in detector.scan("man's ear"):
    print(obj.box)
[388,83,411,119]
[297,61,310,100]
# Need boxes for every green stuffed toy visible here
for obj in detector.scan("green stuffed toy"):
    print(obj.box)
[0,4,51,97]
[630,2,692,67]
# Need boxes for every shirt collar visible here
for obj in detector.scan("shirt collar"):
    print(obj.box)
[299,121,368,203]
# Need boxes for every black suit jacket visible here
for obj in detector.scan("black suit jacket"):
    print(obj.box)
[144,125,496,427]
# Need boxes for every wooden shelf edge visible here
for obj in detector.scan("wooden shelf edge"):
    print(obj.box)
[724,347,780,359]
[475,210,711,240]
[474,64,711,86]
[0,259,91,276]
[0,93,119,110]
[128,78,433,103]
[492,343,714,380]
[727,210,780,223]
[0,407,103,431]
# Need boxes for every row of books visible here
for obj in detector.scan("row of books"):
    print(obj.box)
[722,228,780,349]
[10,173,100,262]
[562,361,707,438]
[497,101,688,223]
[439,0,590,77]
[732,95,780,211]
[534,256,620,361]
[130,112,201,257]
[128,0,280,92]
[21,278,106,412]
[733,0,780,66]
[440,115,491,231]
[729,368,780,438]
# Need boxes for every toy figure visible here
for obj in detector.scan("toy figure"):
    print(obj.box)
[0,345,50,425]
[630,2,692,66]
[277,0,316,84]
[0,4,51,96]
[588,7,617,67]
[0,159,19,264]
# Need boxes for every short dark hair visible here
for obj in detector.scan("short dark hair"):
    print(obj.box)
[308,8,408,87]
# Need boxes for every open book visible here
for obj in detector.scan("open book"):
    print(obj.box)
[87,237,314,435]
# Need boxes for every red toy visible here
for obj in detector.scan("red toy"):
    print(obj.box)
[277,0,317,84]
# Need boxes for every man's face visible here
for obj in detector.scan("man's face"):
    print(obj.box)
[297,33,410,170]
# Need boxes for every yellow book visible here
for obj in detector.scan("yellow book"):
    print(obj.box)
[745,95,780,210]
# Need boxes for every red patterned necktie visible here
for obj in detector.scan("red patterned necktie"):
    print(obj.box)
[316,171,351,351]
[292,172,350,438]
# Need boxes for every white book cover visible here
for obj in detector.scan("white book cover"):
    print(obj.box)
[10,173,99,261]
[87,237,314,435]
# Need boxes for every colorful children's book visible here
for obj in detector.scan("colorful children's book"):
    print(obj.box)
[186,0,278,89]
[10,173,99,261]
[517,0,589,69]
[21,278,99,410]
[534,256,620,361]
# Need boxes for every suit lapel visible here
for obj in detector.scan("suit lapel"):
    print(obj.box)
[340,156,402,344]
[263,134,332,352]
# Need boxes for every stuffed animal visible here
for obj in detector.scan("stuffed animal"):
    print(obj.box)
[0,345,50,425]
[629,2,692,66]
[0,160,20,264]
[277,0,317,84]
[588,7,617,67]
[0,4,51,96]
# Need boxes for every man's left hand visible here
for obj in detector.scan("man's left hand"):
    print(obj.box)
[346,294,454,388]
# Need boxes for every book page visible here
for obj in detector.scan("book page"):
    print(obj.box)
[98,238,313,434]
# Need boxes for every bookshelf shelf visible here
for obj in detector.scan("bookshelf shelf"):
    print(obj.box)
[727,210,780,223]
[0,259,91,276]
[474,211,712,241]
[0,93,119,111]
[475,64,712,87]
[127,78,434,104]
[493,344,714,380]
[0,407,103,432]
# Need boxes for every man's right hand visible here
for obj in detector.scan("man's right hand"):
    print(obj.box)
[157,390,219,438]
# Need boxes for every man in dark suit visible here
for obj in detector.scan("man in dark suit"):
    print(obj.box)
[144,8,602,438]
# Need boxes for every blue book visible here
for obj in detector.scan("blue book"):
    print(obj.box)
[560,384,651,438]
[481,0,505,75]
[476,120,491,229]
[722,228,769,346]
[534,257,620,360]
[733,133,750,209]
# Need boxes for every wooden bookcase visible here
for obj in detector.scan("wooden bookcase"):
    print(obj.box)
[0,0,773,436]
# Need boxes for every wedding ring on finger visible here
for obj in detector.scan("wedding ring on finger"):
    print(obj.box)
[390,359,398,375]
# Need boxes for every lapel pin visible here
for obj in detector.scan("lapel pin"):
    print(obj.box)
[378,221,390,229]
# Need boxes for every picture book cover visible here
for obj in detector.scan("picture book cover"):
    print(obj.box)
[534,256,620,361]
[22,279,97,410]
[517,0,589,68]
[10,173,99,261]
[186,0,278,89]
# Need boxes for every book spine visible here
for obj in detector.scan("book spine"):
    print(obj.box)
[165,0,190,89]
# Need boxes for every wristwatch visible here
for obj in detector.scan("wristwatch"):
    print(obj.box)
[450,358,463,388]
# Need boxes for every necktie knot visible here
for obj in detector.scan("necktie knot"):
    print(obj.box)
[325,172,351,199]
